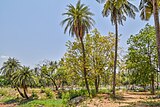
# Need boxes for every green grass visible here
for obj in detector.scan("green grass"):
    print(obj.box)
[18,99,64,107]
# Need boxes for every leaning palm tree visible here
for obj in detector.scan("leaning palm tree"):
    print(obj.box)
[12,66,36,99]
[139,0,160,94]
[61,0,95,95]
[96,0,138,97]
[0,57,21,83]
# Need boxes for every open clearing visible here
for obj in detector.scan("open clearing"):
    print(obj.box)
[78,92,160,107]
[1,90,160,107]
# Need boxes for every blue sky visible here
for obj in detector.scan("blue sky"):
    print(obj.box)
[0,0,154,68]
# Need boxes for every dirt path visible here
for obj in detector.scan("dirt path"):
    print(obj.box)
[78,92,157,107]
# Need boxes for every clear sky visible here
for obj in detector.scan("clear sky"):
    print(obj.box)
[0,0,154,68]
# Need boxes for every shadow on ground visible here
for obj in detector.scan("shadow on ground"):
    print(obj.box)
[120,101,160,107]
[4,97,34,105]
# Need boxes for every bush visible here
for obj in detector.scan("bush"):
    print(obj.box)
[0,88,8,96]
[62,92,70,104]
[91,89,96,97]
[31,91,38,99]
[98,89,110,94]
[44,88,55,99]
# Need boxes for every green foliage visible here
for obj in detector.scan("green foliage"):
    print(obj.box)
[64,29,116,92]
[96,0,138,25]
[31,91,38,99]
[126,24,157,86]
[0,88,8,96]
[61,0,95,39]
[43,88,55,99]
[62,92,70,104]
[19,99,64,107]
[0,58,21,85]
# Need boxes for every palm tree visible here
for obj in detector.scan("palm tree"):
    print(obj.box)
[61,0,95,95]
[96,0,138,97]
[139,0,160,94]
[0,58,21,83]
[12,66,36,99]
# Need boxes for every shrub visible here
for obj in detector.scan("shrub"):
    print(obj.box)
[62,92,70,104]
[91,89,96,97]
[31,91,38,99]
[44,88,55,99]
[0,88,8,96]
[98,89,109,94]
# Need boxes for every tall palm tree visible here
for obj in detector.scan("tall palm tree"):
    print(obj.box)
[0,58,21,83]
[12,66,36,99]
[61,0,95,95]
[96,0,138,97]
[139,0,160,94]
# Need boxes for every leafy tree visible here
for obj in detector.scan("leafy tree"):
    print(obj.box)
[139,0,160,72]
[126,24,157,94]
[64,29,115,93]
[40,61,59,90]
[61,0,95,95]
[96,0,138,97]
[12,66,36,99]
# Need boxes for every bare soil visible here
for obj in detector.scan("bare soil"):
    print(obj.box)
[78,92,160,107]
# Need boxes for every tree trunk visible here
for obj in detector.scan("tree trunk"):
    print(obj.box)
[95,75,100,93]
[113,19,118,97]
[151,74,155,95]
[148,39,155,95]
[80,38,90,96]
[23,87,29,99]
[153,0,160,71]
[51,78,58,90]
[157,71,159,89]
[16,87,25,98]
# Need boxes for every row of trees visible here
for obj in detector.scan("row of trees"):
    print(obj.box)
[61,0,160,97]
[0,24,159,99]
[1,0,160,99]
[0,29,117,98]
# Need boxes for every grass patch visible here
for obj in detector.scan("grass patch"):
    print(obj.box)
[18,99,64,107]
[141,101,160,106]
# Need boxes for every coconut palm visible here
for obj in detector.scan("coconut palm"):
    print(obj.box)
[61,0,95,95]
[139,0,160,94]
[12,66,36,99]
[0,58,21,83]
[96,0,138,97]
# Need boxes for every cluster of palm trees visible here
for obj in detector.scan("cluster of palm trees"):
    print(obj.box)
[61,0,160,97]
[0,58,36,99]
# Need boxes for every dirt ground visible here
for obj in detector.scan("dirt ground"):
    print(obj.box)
[0,92,160,107]
[78,92,160,107]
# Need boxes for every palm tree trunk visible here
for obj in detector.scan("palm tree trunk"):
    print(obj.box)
[153,0,160,71]
[23,87,29,99]
[16,87,25,98]
[80,38,90,96]
[113,19,118,97]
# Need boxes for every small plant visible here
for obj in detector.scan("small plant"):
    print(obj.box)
[0,89,7,96]
[31,91,39,99]
[91,89,96,97]
[44,88,55,99]
[62,92,70,104]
